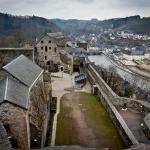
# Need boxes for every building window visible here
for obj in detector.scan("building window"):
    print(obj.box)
[45,56,47,60]
[34,47,37,52]
[49,40,51,43]
[45,49,47,52]
[4,124,10,134]
[41,40,44,44]
[47,61,50,65]
[54,47,57,53]
[41,47,43,50]
[45,46,47,52]
[49,47,51,50]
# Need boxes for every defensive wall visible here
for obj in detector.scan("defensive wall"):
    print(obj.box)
[86,61,150,148]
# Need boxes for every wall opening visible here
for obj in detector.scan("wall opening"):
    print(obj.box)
[4,124,18,148]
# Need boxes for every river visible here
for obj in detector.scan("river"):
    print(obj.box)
[88,54,150,92]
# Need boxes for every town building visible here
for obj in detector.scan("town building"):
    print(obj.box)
[76,41,88,50]
[36,32,66,71]
[67,47,87,72]
[88,43,100,52]
[0,55,50,149]
[67,47,88,57]
[122,47,150,60]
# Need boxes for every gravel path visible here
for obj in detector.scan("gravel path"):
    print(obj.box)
[51,72,72,146]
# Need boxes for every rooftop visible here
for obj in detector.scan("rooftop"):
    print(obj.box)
[3,55,43,87]
[0,76,29,109]
[125,143,150,150]
[68,47,88,56]
[0,55,43,109]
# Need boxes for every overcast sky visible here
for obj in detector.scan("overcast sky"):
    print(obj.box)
[0,0,150,20]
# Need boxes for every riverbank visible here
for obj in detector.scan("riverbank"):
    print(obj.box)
[127,66,150,79]
[88,54,150,92]
[103,52,150,82]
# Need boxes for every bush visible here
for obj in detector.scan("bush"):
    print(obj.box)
[124,86,135,97]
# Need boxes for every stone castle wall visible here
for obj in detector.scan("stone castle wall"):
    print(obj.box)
[29,80,50,148]
[0,102,29,149]
[86,64,139,147]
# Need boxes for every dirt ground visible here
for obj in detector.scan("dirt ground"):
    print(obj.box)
[62,92,99,147]
[56,92,125,150]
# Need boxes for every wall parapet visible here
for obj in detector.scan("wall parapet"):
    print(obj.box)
[87,69,139,146]
[87,62,150,147]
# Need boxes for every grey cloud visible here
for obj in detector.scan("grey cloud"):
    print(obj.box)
[74,0,95,3]
[123,0,150,7]
[0,0,149,20]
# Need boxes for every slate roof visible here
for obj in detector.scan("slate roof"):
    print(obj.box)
[74,74,86,82]
[0,76,29,109]
[0,55,43,109]
[68,47,88,56]
[3,55,43,87]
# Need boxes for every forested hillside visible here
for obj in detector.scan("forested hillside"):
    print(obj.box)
[50,15,150,36]
[0,13,61,47]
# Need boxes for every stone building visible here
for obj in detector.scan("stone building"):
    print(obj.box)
[76,41,88,50]
[67,47,87,72]
[35,32,66,71]
[0,55,50,149]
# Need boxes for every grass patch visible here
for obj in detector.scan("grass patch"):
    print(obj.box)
[56,102,79,145]
[56,92,125,150]
[79,92,125,150]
